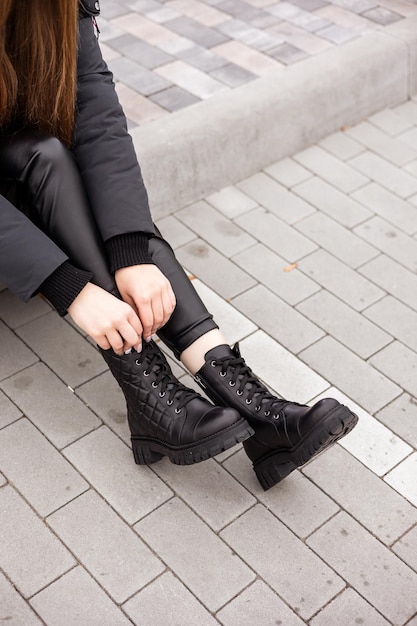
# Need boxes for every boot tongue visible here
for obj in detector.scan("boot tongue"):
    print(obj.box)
[204,344,235,362]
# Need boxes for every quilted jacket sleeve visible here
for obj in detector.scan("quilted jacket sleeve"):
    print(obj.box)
[72,12,155,243]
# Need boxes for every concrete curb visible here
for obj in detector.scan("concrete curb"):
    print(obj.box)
[130,16,417,219]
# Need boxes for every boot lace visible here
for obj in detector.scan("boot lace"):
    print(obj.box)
[212,355,290,419]
[136,344,200,413]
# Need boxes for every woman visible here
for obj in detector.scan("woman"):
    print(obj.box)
[0,0,357,490]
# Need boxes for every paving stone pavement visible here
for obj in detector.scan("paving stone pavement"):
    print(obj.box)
[1,97,417,624]
[2,1,417,624]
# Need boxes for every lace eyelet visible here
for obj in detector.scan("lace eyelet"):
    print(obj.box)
[135,359,140,365]
[255,405,261,411]
[245,399,252,405]
[151,381,158,388]
[237,390,243,396]
[264,410,270,416]
[210,360,216,367]
[273,414,279,420]
[143,370,150,377]
[167,399,173,406]
[219,372,227,378]
[175,408,182,414]
[159,391,166,398]
[229,381,236,387]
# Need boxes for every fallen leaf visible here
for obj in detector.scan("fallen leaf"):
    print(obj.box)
[283,263,298,272]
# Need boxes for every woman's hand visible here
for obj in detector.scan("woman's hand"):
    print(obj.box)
[115,264,176,343]
[68,283,143,354]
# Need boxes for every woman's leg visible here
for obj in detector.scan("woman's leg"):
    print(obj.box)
[151,227,358,490]
[0,129,117,294]
[0,129,252,464]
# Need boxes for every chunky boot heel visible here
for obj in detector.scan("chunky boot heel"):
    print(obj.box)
[131,439,165,465]
[99,341,253,466]
[195,343,358,490]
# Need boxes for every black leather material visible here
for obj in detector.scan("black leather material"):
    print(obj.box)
[195,343,358,489]
[100,341,253,465]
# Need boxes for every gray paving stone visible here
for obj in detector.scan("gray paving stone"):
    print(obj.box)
[319,130,365,161]
[264,157,313,188]
[223,449,339,538]
[392,524,417,573]
[191,278,257,344]
[236,207,318,262]
[0,291,51,329]
[298,249,385,311]
[176,201,257,257]
[0,419,88,516]
[0,321,38,382]
[1,363,101,449]
[347,121,417,166]
[295,212,378,268]
[233,243,320,306]
[106,34,174,69]
[268,42,308,64]
[155,214,196,248]
[370,340,417,398]
[0,388,22,429]
[0,485,75,598]
[354,216,417,273]
[376,393,417,449]
[303,445,417,545]
[216,579,305,626]
[237,172,316,224]
[176,238,257,299]
[364,295,417,352]
[352,182,417,235]
[240,330,329,403]
[64,426,173,524]
[348,151,417,198]
[310,587,392,626]
[385,453,417,508]
[293,176,372,227]
[299,336,401,413]
[0,472,6,487]
[206,185,258,219]
[359,254,417,313]
[217,18,282,52]
[178,44,228,72]
[294,145,369,193]
[220,504,344,620]
[297,290,392,359]
[123,572,219,625]
[149,85,201,111]
[0,572,43,625]
[317,23,358,44]
[166,16,229,47]
[135,498,255,612]
[108,56,172,95]
[368,108,414,136]
[392,100,417,126]
[362,6,402,24]
[210,62,256,86]
[47,490,164,603]
[151,457,255,531]
[307,511,417,625]
[232,284,325,354]
[76,371,131,444]
[30,567,131,626]
[16,312,106,388]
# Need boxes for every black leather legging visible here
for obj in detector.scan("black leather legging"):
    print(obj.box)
[0,129,217,358]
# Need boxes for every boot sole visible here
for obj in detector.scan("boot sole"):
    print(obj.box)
[131,418,254,466]
[253,405,358,491]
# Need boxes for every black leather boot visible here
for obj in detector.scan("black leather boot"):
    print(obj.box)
[99,341,253,466]
[194,343,358,490]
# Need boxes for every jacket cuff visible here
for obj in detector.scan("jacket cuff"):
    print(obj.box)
[105,232,154,273]
[39,261,93,316]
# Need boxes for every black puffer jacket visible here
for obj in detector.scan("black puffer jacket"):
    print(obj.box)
[0,0,155,304]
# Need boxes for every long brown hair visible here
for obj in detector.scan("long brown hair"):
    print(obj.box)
[0,0,78,146]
